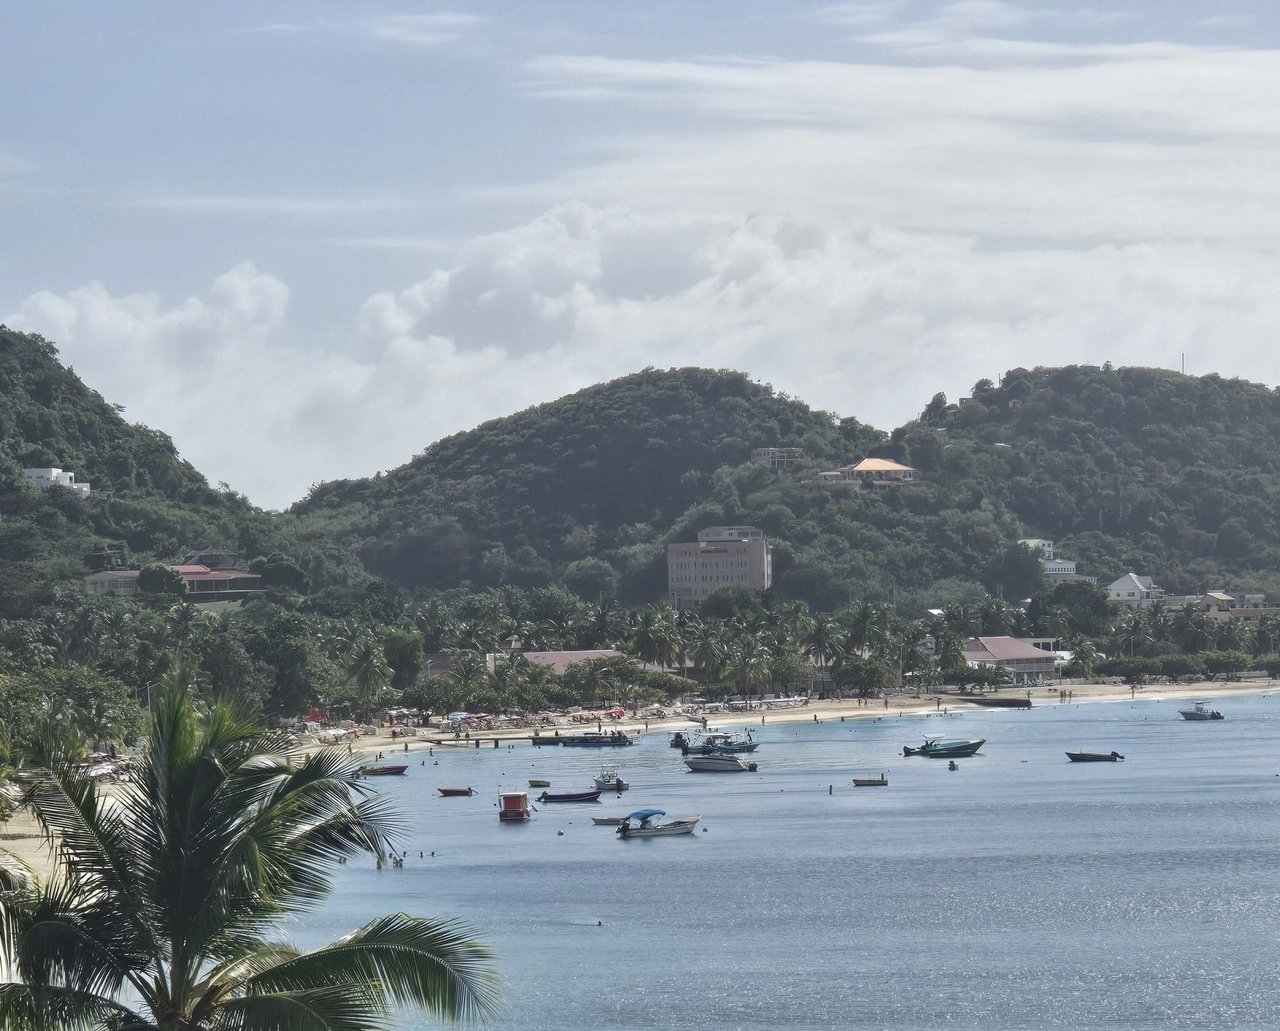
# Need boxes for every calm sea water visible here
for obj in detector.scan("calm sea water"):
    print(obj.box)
[289,695,1280,1029]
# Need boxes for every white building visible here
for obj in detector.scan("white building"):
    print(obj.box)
[1109,573,1165,609]
[750,447,806,469]
[667,526,773,607]
[1019,538,1095,585]
[21,467,90,496]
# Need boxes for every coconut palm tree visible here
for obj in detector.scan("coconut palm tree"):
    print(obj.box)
[0,667,498,1030]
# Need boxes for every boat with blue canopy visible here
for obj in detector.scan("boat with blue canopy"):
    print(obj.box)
[616,808,701,838]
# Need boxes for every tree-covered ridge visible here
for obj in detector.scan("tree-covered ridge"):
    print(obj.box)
[0,327,366,617]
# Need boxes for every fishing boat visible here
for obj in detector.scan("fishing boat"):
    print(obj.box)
[683,754,757,773]
[356,763,408,777]
[593,767,629,792]
[853,774,888,787]
[616,808,701,838]
[536,789,602,803]
[437,786,476,796]
[1179,701,1224,721]
[682,730,760,755]
[1066,751,1125,762]
[902,737,986,758]
[557,731,634,747]
[498,791,531,822]
[528,779,550,788]
[591,815,626,826]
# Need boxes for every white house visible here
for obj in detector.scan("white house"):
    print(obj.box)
[1108,573,1164,608]
[21,467,90,496]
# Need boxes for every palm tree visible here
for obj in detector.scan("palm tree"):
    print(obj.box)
[343,635,392,709]
[0,667,498,1029]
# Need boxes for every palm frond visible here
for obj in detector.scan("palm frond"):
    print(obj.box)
[0,981,150,1031]
[212,984,386,1031]
[235,914,500,1024]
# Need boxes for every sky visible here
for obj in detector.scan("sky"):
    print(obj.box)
[4,1,1280,509]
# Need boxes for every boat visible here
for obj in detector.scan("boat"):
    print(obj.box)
[1066,751,1125,762]
[616,808,701,838]
[536,789,602,803]
[356,763,408,777]
[528,779,550,788]
[902,737,986,758]
[682,730,759,755]
[437,786,476,796]
[591,815,626,826]
[683,754,757,773]
[498,791,531,822]
[593,766,629,792]
[852,774,888,787]
[669,730,692,748]
[1179,701,1224,721]
[557,731,634,747]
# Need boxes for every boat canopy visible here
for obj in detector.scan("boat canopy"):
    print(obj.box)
[625,808,665,822]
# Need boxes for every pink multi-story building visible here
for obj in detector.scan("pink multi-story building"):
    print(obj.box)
[667,526,773,607]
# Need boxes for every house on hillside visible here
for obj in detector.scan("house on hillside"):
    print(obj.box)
[1160,590,1280,622]
[819,458,915,490]
[1108,573,1165,609]
[962,636,1058,683]
[85,563,264,604]
[22,467,90,497]
[750,447,806,469]
[1018,538,1096,586]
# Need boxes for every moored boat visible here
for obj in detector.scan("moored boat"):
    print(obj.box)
[591,815,626,826]
[437,786,476,796]
[683,754,757,773]
[498,791,531,822]
[682,730,759,755]
[558,731,634,747]
[853,774,888,787]
[528,779,550,788]
[1179,701,1224,721]
[357,763,408,777]
[593,766,629,792]
[1066,751,1125,762]
[616,808,701,838]
[903,738,985,758]
[536,789,602,803]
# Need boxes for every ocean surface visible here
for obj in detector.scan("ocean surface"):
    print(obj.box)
[289,694,1280,1029]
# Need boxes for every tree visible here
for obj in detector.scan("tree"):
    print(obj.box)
[0,667,498,1029]
[137,563,186,601]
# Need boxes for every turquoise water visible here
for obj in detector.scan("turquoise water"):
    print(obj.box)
[290,695,1280,1029]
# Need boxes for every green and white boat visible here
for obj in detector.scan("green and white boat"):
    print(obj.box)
[902,737,986,758]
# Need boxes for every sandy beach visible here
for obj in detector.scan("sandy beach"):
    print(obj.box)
[3,676,1271,885]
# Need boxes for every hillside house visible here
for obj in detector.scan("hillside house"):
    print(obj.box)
[1108,573,1165,609]
[750,447,806,469]
[819,458,916,491]
[962,636,1058,683]
[85,563,263,603]
[22,467,90,496]
[668,526,773,607]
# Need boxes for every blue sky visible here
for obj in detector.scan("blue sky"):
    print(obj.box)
[4,2,1278,507]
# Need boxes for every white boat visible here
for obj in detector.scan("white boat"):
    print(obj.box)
[592,815,626,826]
[593,766,629,792]
[616,808,701,838]
[683,754,757,773]
[1179,701,1224,721]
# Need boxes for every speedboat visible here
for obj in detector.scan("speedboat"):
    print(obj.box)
[592,815,626,826]
[593,767,629,792]
[902,737,985,758]
[683,754,757,773]
[1066,751,1125,762]
[437,786,476,796]
[356,763,408,777]
[1179,701,1224,721]
[682,730,760,755]
[616,808,701,838]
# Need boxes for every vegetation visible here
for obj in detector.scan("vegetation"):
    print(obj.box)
[0,668,498,1030]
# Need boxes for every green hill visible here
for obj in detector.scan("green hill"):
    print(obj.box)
[0,326,362,615]
[297,364,1280,610]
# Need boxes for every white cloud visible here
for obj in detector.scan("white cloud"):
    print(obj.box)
[366,13,486,49]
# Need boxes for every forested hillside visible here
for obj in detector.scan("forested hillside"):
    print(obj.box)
[298,364,1280,611]
[0,327,365,616]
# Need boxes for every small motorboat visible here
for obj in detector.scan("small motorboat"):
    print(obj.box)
[437,786,476,796]
[682,730,760,755]
[356,764,408,777]
[498,791,531,822]
[903,738,986,758]
[852,774,888,787]
[528,779,550,788]
[1066,751,1125,762]
[1179,701,1224,721]
[593,766,629,792]
[616,808,701,838]
[536,789,602,803]
[591,815,626,826]
[557,732,634,747]
[683,754,757,773]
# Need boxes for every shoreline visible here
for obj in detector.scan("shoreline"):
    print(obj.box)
[5,677,1270,884]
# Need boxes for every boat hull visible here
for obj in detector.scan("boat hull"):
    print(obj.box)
[358,764,408,776]
[536,790,603,803]
[853,776,888,786]
[1066,752,1124,762]
[683,756,757,773]
[437,787,476,796]
[903,739,985,758]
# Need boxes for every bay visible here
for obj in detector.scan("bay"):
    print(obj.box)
[290,694,1280,1029]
